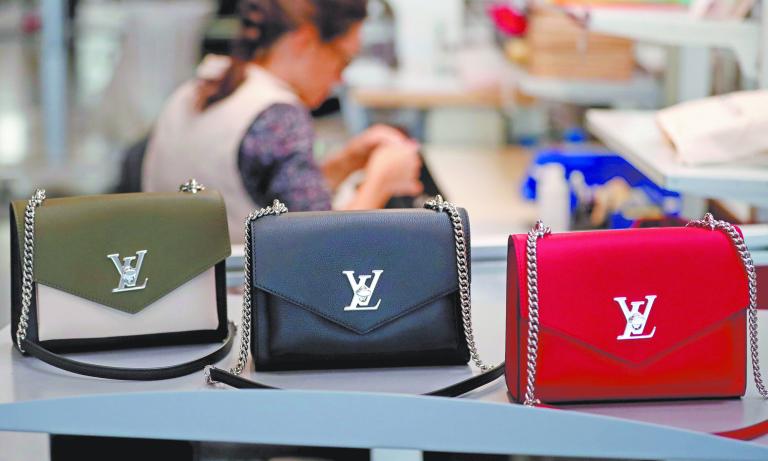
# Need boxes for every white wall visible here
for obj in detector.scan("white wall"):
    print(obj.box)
[387,0,463,74]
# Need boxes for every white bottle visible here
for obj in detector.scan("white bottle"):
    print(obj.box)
[537,163,570,232]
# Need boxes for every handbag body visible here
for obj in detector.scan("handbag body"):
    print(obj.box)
[206,197,505,396]
[250,207,471,371]
[506,217,756,403]
[10,183,235,380]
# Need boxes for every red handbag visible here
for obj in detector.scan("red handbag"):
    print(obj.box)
[506,213,766,404]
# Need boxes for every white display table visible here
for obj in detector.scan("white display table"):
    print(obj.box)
[1,260,768,459]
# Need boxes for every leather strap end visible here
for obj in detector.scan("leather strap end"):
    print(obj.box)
[426,363,506,397]
[208,362,505,397]
[207,366,278,389]
[714,419,768,441]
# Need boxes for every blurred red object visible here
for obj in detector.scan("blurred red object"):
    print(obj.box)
[22,11,42,34]
[488,4,528,37]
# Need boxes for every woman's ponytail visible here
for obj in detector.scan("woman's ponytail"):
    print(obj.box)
[195,56,248,110]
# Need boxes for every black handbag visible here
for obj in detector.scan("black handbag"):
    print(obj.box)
[207,196,504,396]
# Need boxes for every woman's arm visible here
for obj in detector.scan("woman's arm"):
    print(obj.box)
[320,149,359,192]
[239,103,332,211]
[239,104,422,211]
[342,142,424,210]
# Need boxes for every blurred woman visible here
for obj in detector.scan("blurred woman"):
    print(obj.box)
[143,0,422,242]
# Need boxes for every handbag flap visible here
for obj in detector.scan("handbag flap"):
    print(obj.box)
[509,226,748,366]
[11,190,230,314]
[251,208,468,334]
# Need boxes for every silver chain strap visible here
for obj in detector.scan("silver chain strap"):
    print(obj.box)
[207,195,490,383]
[15,189,47,353]
[205,199,288,384]
[522,220,550,406]
[522,213,767,406]
[425,195,492,372]
[687,213,768,398]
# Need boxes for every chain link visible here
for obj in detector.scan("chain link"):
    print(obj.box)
[207,199,288,384]
[15,189,47,353]
[522,221,550,406]
[425,195,492,372]
[522,213,766,405]
[687,213,767,398]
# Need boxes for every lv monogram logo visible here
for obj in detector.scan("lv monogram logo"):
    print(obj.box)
[342,270,383,311]
[108,250,149,293]
[614,295,657,341]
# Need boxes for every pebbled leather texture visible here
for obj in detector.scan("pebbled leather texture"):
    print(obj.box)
[506,226,748,403]
[250,208,471,370]
[10,190,230,314]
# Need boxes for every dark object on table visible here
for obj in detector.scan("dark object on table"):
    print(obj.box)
[631,216,689,228]
[115,136,149,193]
[386,153,442,208]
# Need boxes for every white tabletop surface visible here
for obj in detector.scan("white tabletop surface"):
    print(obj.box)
[2,260,768,459]
[421,145,538,252]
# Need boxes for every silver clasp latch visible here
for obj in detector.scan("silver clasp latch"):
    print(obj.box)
[425,194,448,212]
[180,179,206,194]
[531,220,552,238]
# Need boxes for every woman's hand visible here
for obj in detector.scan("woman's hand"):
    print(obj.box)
[321,124,416,191]
[364,141,423,197]
[343,140,424,209]
[345,124,410,169]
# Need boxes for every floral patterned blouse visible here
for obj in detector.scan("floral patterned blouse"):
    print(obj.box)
[237,103,332,211]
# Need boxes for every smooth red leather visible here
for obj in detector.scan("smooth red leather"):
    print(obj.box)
[506,226,748,403]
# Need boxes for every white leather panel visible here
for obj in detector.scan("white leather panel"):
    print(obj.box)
[37,268,219,341]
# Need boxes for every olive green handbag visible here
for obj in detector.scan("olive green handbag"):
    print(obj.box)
[10,180,235,380]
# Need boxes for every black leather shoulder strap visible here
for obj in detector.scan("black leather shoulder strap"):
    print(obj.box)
[207,361,505,398]
[21,322,235,381]
[426,363,505,397]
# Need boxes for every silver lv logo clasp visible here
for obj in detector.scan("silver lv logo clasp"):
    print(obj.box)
[342,270,383,311]
[107,250,149,293]
[614,295,657,341]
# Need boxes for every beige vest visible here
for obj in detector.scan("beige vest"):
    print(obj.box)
[143,62,299,244]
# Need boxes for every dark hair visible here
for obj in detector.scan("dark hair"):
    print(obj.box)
[196,0,367,109]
